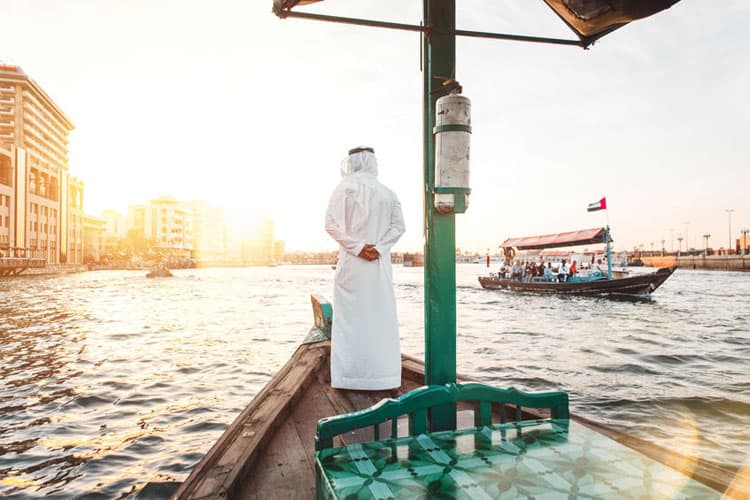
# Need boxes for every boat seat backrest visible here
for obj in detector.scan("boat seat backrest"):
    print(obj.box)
[315,382,568,450]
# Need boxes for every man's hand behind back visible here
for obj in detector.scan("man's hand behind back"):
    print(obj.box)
[358,244,380,261]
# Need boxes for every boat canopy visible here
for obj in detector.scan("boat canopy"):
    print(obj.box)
[273,0,681,45]
[501,227,611,250]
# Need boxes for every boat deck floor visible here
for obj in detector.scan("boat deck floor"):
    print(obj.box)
[238,361,419,499]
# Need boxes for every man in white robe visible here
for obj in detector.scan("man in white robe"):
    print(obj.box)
[325,147,405,390]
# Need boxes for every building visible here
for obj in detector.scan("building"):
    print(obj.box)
[100,208,127,255]
[244,218,275,265]
[188,200,228,263]
[127,196,193,257]
[0,64,83,264]
[83,214,106,263]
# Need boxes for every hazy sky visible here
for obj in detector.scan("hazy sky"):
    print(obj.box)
[2,0,748,252]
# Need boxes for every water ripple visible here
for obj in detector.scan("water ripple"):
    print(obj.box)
[0,266,749,497]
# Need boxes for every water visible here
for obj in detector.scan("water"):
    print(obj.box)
[0,265,748,497]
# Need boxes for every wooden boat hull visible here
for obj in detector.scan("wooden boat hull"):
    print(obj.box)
[478,266,676,296]
[174,336,743,499]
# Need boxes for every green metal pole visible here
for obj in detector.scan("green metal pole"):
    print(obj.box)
[423,0,457,432]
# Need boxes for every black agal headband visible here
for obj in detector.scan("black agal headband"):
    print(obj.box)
[348,146,375,155]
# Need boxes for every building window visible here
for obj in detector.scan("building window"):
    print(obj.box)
[0,155,11,186]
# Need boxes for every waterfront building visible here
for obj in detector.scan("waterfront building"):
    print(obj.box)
[100,209,127,255]
[0,64,84,264]
[273,240,285,263]
[243,218,275,265]
[127,196,193,258]
[188,200,228,263]
[83,214,106,263]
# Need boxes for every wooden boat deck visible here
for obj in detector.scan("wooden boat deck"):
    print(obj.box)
[175,339,745,499]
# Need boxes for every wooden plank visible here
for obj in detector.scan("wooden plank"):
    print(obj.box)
[240,366,366,499]
[238,413,311,500]
[289,376,343,463]
[175,341,329,499]
[220,346,327,498]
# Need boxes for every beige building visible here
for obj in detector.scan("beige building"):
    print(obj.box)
[100,208,127,255]
[188,200,228,262]
[244,218,275,265]
[127,196,193,257]
[0,64,83,264]
[83,214,106,263]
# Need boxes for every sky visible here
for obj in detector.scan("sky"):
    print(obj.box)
[1,0,748,252]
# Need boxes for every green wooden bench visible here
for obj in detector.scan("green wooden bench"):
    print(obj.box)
[314,383,719,499]
[315,383,569,499]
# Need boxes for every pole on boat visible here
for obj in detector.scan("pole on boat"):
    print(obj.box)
[605,225,613,279]
[423,0,458,432]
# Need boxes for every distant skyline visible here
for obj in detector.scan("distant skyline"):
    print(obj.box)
[2,0,748,252]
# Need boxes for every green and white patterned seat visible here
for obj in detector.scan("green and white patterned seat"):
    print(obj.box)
[314,384,719,499]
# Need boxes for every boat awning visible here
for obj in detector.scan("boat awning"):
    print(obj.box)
[542,0,680,43]
[501,227,611,250]
[273,0,681,45]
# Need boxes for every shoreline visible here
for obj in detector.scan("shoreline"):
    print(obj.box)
[642,254,749,272]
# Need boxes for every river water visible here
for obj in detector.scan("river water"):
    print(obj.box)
[0,265,748,498]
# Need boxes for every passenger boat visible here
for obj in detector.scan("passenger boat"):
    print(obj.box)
[402,253,424,267]
[171,0,746,498]
[146,263,173,278]
[478,227,677,296]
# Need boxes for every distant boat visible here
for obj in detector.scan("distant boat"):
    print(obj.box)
[403,253,424,267]
[146,263,173,278]
[479,227,676,297]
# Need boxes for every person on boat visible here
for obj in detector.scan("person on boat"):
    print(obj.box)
[536,258,545,277]
[558,259,569,282]
[543,262,555,282]
[512,261,523,281]
[569,260,577,280]
[325,146,405,390]
[593,258,604,274]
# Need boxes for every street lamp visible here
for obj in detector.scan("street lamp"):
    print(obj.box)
[684,221,690,255]
[703,233,710,256]
[677,236,683,256]
[670,228,674,253]
[726,209,735,254]
[661,239,666,256]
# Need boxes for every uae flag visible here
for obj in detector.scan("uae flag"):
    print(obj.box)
[587,197,607,212]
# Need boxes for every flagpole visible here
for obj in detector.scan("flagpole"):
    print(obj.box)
[605,209,612,280]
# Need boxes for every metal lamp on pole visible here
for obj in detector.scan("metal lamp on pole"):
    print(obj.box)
[726,209,735,254]
[703,233,710,257]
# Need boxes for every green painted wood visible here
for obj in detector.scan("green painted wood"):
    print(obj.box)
[310,294,333,338]
[474,401,492,427]
[315,383,569,451]
[316,419,720,499]
[423,0,459,434]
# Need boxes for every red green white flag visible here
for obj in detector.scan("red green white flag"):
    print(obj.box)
[587,197,607,212]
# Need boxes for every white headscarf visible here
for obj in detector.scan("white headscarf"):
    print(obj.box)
[340,147,378,178]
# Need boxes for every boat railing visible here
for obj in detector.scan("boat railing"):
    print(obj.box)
[315,383,569,451]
